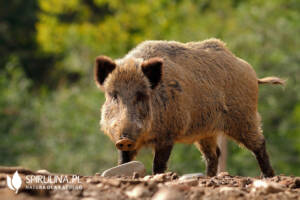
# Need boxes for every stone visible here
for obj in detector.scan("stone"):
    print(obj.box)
[240,178,252,188]
[265,183,284,193]
[178,179,199,186]
[125,185,150,198]
[220,186,236,192]
[152,173,167,181]
[217,171,230,178]
[290,178,300,189]
[179,173,204,181]
[252,180,284,194]
[190,189,205,199]
[36,169,50,174]
[133,172,140,179]
[152,187,184,200]
[143,175,152,181]
[101,161,146,177]
[219,186,246,197]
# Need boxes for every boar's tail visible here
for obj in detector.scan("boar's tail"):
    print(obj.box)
[258,77,285,85]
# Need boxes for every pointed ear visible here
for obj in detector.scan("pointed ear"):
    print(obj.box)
[141,57,163,89]
[94,56,116,89]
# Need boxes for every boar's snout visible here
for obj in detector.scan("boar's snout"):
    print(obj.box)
[115,138,135,151]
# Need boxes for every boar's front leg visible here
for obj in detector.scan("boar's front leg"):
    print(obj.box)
[153,144,173,174]
[195,137,219,177]
[118,150,137,165]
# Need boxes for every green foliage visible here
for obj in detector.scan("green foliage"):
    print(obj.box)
[1,0,299,176]
[0,57,40,165]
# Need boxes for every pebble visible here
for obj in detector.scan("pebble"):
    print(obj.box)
[36,169,50,174]
[82,198,97,200]
[252,180,284,193]
[133,172,140,179]
[152,187,184,200]
[206,179,217,187]
[220,186,235,192]
[240,178,252,187]
[179,173,204,181]
[152,173,167,181]
[290,178,300,189]
[217,171,230,178]
[125,185,150,198]
[101,161,146,177]
[219,186,246,196]
[178,179,199,186]
[143,175,152,181]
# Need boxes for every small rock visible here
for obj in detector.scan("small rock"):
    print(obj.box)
[87,178,101,184]
[219,186,240,193]
[274,176,281,182]
[152,173,167,181]
[179,173,204,181]
[101,161,145,177]
[206,180,217,187]
[190,189,205,199]
[143,175,152,181]
[219,186,246,197]
[178,179,199,186]
[240,178,252,188]
[133,172,140,179]
[253,180,268,188]
[252,180,284,194]
[265,184,284,193]
[106,179,121,187]
[290,178,300,189]
[217,171,230,178]
[82,198,97,200]
[125,185,150,198]
[36,169,50,174]
[152,187,184,200]
[170,173,179,180]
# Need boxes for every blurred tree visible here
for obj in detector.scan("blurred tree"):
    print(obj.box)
[0,0,59,87]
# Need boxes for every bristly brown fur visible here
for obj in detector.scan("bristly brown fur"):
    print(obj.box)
[95,38,281,177]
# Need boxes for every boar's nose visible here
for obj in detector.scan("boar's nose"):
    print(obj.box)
[116,138,135,151]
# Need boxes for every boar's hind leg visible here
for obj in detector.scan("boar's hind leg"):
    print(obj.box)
[153,144,173,174]
[229,120,275,178]
[118,150,137,165]
[254,139,275,178]
[238,134,274,177]
[195,137,219,177]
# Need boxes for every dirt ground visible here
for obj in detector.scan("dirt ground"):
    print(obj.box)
[0,167,299,200]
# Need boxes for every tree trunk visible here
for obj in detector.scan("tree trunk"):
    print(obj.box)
[217,135,227,173]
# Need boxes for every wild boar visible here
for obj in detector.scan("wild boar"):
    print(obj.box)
[94,38,284,177]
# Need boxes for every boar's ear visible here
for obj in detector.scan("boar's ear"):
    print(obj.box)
[141,57,163,89]
[94,56,116,89]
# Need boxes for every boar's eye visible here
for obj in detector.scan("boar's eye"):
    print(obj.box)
[136,91,147,102]
[110,91,118,101]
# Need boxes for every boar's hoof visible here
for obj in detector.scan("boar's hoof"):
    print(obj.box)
[116,138,135,151]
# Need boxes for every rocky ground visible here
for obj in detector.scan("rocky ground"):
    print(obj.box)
[0,165,299,200]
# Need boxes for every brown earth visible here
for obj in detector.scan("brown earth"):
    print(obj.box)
[0,167,299,200]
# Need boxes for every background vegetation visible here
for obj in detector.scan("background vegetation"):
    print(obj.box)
[1,0,299,176]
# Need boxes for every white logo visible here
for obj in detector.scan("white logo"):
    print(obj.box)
[7,171,22,193]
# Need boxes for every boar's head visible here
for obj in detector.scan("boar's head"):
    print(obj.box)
[94,56,163,151]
